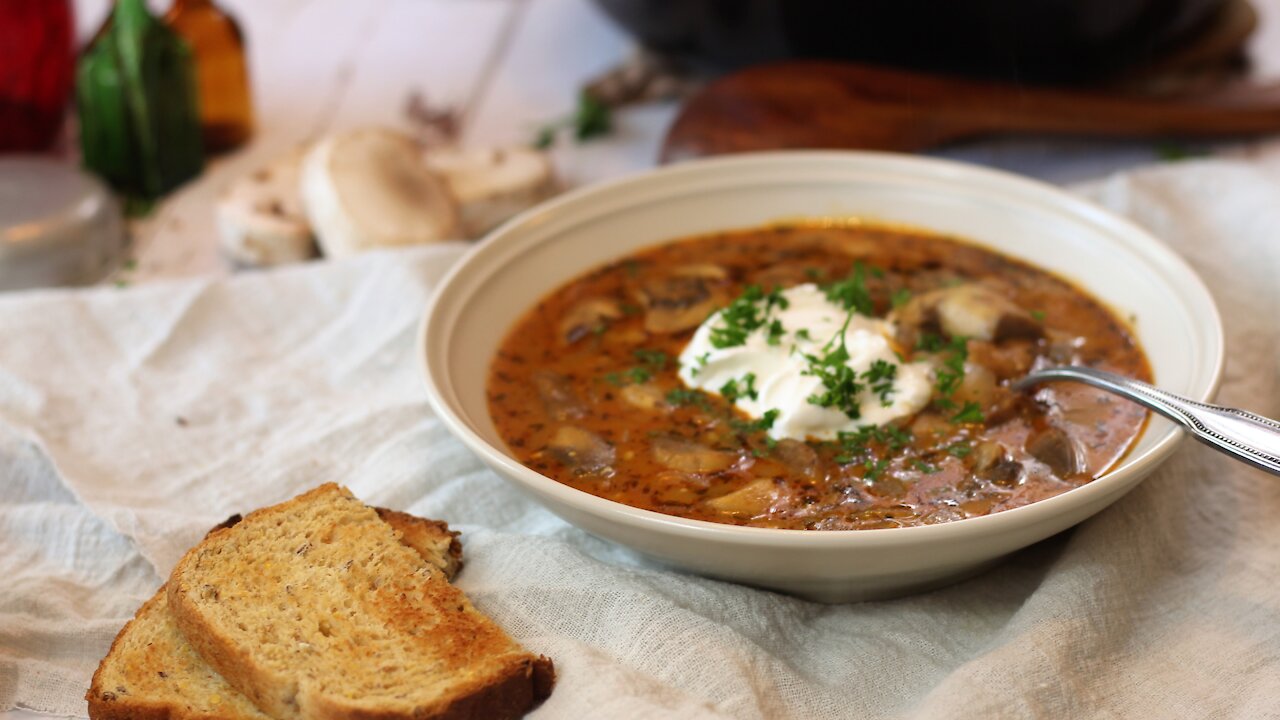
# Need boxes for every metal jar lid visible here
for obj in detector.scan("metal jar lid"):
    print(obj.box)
[0,157,124,292]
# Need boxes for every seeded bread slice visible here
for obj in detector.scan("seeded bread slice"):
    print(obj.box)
[87,508,463,720]
[167,484,553,720]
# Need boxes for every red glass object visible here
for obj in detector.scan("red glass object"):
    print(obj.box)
[0,0,75,152]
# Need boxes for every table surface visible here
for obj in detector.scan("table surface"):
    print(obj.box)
[12,0,1280,715]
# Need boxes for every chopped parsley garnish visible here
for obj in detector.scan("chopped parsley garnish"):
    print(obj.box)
[720,373,759,402]
[933,336,969,410]
[863,458,888,480]
[862,359,898,407]
[916,332,946,353]
[765,319,786,346]
[891,288,913,309]
[708,285,789,349]
[533,91,613,148]
[1030,309,1046,321]
[731,409,780,434]
[632,348,668,370]
[831,425,912,464]
[690,351,711,377]
[951,402,985,424]
[625,366,653,384]
[913,460,937,473]
[804,267,824,280]
[665,388,708,408]
[605,348,667,386]
[947,442,972,457]
[821,263,874,316]
[803,341,863,419]
[794,328,812,342]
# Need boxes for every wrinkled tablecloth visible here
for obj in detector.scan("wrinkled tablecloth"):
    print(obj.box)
[2,160,1278,720]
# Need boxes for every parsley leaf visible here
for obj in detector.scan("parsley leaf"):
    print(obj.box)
[861,359,898,407]
[708,285,789,349]
[933,336,969,410]
[947,443,972,457]
[822,263,874,316]
[665,388,708,408]
[720,373,759,402]
[632,348,668,370]
[731,409,780,434]
[625,366,652,384]
[803,342,863,419]
[891,288,913,309]
[951,402,985,424]
[916,332,946,353]
[765,319,786,346]
[863,458,888,480]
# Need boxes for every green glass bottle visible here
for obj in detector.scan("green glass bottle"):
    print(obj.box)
[76,0,204,208]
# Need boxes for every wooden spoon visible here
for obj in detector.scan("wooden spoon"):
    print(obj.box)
[660,61,1280,162]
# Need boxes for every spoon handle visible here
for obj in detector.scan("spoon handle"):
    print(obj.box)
[1014,366,1280,476]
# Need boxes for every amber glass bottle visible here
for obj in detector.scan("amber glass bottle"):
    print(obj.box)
[164,0,254,153]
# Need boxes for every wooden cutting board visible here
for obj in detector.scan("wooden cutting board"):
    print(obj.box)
[660,60,1280,163]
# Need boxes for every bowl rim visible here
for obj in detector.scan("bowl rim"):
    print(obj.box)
[418,150,1225,549]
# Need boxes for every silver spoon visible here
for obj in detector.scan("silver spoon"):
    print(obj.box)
[1013,366,1280,476]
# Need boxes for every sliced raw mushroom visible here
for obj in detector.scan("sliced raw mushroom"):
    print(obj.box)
[620,383,667,410]
[546,426,615,475]
[559,297,623,344]
[424,145,557,238]
[532,371,584,421]
[651,435,735,473]
[1025,426,1084,477]
[216,146,316,267]
[706,478,780,516]
[300,128,459,258]
[635,264,729,334]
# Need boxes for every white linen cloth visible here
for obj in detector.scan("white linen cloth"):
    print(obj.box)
[2,160,1279,720]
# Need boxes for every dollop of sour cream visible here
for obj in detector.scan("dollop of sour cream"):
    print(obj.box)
[677,284,932,441]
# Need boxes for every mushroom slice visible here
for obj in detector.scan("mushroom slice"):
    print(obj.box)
[620,383,667,410]
[546,426,615,475]
[651,435,735,474]
[300,128,458,259]
[559,297,623,344]
[532,371,584,421]
[971,441,1022,486]
[933,285,1042,343]
[952,361,998,409]
[216,146,316,267]
[771,439,822,481]
[1025,426,1083,477]
[706,478,780,516]
[424,145,556,238]
[636,265,729,334]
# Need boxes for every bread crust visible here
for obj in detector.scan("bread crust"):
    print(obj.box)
[164,484,553,720]
[89,497,473,720]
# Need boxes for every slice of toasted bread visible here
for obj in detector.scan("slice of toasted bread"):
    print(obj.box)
[166,484,553,720]
[87,507,465,720]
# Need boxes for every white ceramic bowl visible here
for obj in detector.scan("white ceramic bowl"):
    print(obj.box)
[418,152,1223,602]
